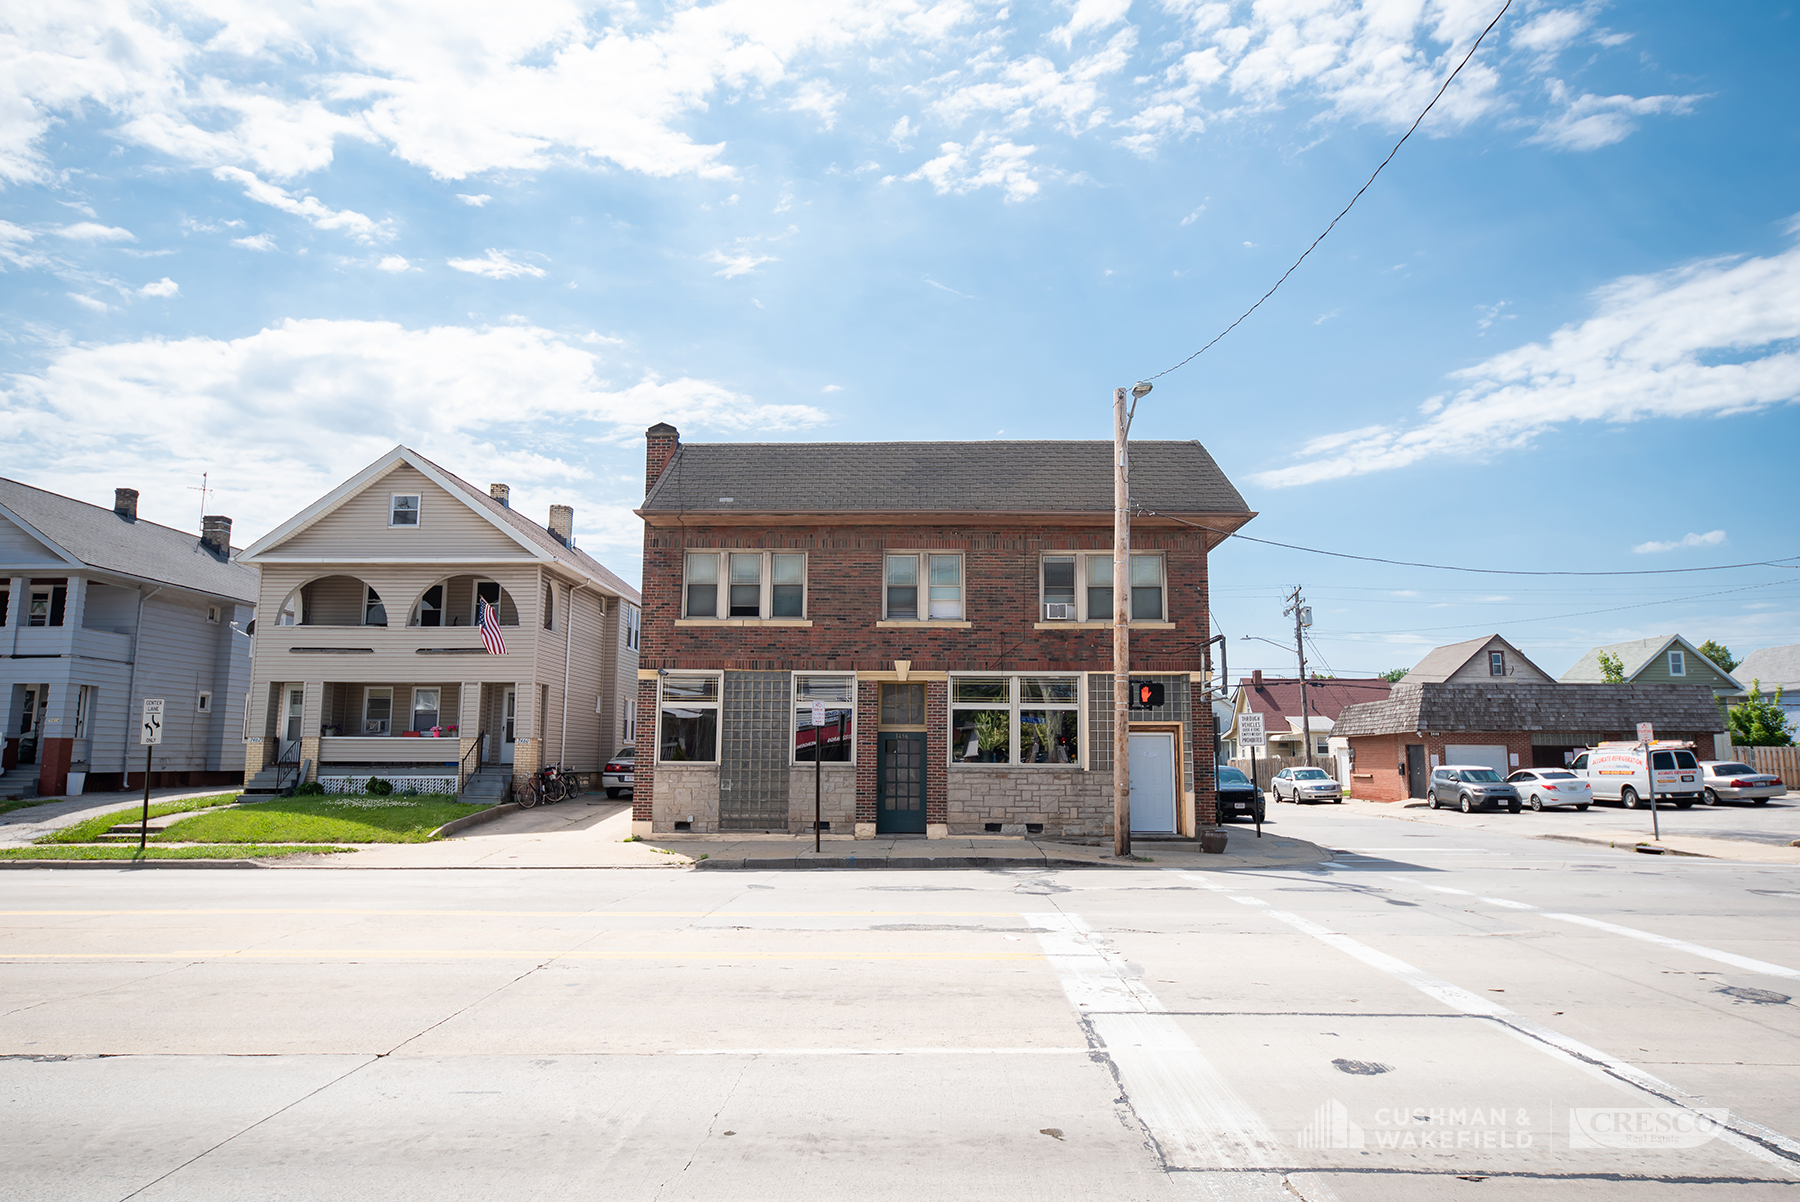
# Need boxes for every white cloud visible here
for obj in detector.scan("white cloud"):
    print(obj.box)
[231,234,277,251]
[1512,8,1591,55]
[55,223,135,242]
[1633,530,1727,555]
[67,293,110,313]
[1529,84,1703,152]
[0,318,828,547]
[1254,233,1800,488]
[447,249,546,279]
[787,79,847,128]
[212,167,392,242]
[377,255,411,273]
[708,250,779,278]
[138,277,179,297]
[456,194,493,207]
[929,28,1137,137]
[907,134,1041,202]
[821,383,844,392]
[1051,0,1135,49]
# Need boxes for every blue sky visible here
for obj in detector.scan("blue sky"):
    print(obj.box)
[2,0,1797,680]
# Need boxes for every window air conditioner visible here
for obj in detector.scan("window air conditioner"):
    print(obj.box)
[1044,604,1077,620]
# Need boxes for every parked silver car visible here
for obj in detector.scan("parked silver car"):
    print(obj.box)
[1698,761,1785,806]
[1428,765,1521,814]
[1505,768,1592,811]
[602,746,635,799]
[1272,766,1342,803]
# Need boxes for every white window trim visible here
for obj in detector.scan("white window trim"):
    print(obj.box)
[472,578,517,626]
[363,585,388,628]
[197,691,212,714]
[74,685,95,740]
[543,581,555,631]
[658,671,722,764]
[1035,551,1167,626]
[389,493,422,528]
[624,603,641,651]
[880,551,968,625]
[411,687,442,733]
[1668,649,1686,676]
[790,671,858,765]
[363,686,393,737]
[680,550,809,622]
[947,672,1084,769]
[206,605,221,624]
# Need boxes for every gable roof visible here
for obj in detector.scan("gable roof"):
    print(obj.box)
[1400,634,1551,685]
[1235,678,1394,731]
[1560,634,1739,688]
[1335,682,1726,738]
[638,439,1253,528]
[1733,645,1800,690]
[240,447,639,603]
[0,478,256,601]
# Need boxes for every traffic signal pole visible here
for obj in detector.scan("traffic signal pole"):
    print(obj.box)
[1113,386,1132,859]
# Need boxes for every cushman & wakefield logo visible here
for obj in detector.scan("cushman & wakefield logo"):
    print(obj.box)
[1568,1108,1728,1150]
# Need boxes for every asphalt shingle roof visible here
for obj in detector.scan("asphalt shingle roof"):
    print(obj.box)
[1399,634,1551,684]
[1333,682,1725,738]
[639,439,1251,515]
[0,477,256,602]
[1560,634,1739,688]
[1734,645,1800,690]
[1240,678,1394,725]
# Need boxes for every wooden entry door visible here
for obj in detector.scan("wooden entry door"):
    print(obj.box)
[877,732,926,834]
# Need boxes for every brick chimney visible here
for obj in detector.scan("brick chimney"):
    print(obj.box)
[489,483,510,508]
[645,422,679,496]
[548,505,573,546]
[1252,669,1263,688]
[114,488,139,521]
[201,515,232,558]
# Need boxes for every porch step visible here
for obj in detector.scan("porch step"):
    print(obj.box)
[461,768,512,804]
[242,768,284,795]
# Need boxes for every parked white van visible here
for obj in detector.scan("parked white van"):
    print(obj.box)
[1571,741,1702,809]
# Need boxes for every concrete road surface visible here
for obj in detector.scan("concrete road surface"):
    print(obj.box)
[4,802,1799,1200]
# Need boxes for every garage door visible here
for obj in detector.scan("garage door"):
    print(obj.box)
[1444,744,1508,775]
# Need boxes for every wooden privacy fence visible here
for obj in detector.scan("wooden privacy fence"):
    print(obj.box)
[1730,745,1800,789]
[1229,754,1309,790]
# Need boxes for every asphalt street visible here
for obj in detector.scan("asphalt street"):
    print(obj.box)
[3,802,1799,1201]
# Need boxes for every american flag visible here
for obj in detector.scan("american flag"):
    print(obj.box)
[478,597,507,655]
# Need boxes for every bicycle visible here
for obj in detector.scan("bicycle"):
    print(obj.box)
[518,763,571,808]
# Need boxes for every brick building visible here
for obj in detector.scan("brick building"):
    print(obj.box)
[1334,681,1725,802]
[630,423,1255,838]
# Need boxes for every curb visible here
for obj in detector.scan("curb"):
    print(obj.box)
[429,802,520,839]
[694,855,1133,870]
[0,858,274,870]
[1535,833,1715,858]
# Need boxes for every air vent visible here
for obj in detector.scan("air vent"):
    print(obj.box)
[1044,603,1076,621]
[674,820,691,831]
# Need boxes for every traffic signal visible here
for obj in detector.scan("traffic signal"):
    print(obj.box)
[1129,679,1164,709]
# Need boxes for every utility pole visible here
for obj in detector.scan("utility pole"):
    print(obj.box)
[1112,381,1152,858]
[1284,585,1314,767]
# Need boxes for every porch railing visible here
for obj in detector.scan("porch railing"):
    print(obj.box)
[274,743,304,793]
[458,732,485,794]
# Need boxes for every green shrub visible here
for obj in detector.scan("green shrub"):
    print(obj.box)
[294,781,326,796]
[366,777,394,796]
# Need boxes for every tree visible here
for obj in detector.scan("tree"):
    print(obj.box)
[1597,650,1627,684]
[1378,668,1408,683]
[1728,680,1794,747]
[1697,639,1737,673]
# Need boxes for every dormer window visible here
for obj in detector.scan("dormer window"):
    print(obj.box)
[1489,650,1505,676]
[1668,649,1685,676]
[390,494,420,527]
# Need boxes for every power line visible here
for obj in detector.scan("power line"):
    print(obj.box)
[1139,0,1514,383]
[1135,506,1800,577]
[1325,578,1792,636]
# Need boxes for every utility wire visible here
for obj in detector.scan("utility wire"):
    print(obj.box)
[1326,578,1792,637]
[1139,0,1514,384]
[1133,506,1800,577]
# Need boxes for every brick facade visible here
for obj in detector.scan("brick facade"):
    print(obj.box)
[1346,728,1720,802]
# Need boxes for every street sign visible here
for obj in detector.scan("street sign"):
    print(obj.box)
[140,698,165,746]
[1637,722,1654,743]
[811,701,826,727]
[1238,712,1266,749]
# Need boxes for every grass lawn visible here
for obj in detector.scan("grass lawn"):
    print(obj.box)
[0,797,59,818]
[38,792,243,844]
[0,844,351,861]
[154,794,487,844]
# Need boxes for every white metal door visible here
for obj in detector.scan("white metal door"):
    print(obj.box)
[1128,732,1177,833]
[279,686,304,759]
[500,688,516,764]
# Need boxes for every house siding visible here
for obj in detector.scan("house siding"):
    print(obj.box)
[273,467,536,562]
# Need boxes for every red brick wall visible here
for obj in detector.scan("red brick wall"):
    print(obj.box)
[855,679,878,825]
[632,679,657,824]
[1345,730,1720,803]
[38,737,72,797]
[926,680,947,824]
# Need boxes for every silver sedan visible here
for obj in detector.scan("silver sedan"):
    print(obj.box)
[1272,766,1343,803]
[1698,761,1786,805]
[1505,768,1592,811]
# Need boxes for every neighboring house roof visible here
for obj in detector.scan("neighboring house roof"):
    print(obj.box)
[1733,645,1800,690]
[0,477,256,602]
[1234,678,1394,735]
[240,447,640,604]
[1560,634,1740,691]
[1334,682,1725,738]
[1399,634,1552,685]
[639,439,1252,525]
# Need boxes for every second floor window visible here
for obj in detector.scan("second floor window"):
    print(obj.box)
[1039,555,1164,622]
[1489,650,1505,676]
[683,551,807,619]
[884,553,962,620]
[390,494,420,526]
[1668,649,1685,676]
[28,579,68,627]
[624,604,640,651]
[364,586,387,627]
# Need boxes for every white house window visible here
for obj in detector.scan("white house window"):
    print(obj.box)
[543,582,555,630]
[623,604,640,651]
[1039,555,1164,621]
[206,605,221,624]
[471,580,518,625]
[364,586,387,627]
[197,691,212,714]
[363,687,393,735]
[1489,650,1506,676]
[411,584,444,627]
[884,553,961,620]
[412,688,440,732]
[659,674,719,762]
[683,552,806,619]
[950,675,1082,766]
[74,686,96,739]
[28,579,68,627]
[277,591,302,626]
[1668,649,1685,676]
[390,494,420,526]
[622,711,636,743]
[0,585,9,627]
[793,674,854,763]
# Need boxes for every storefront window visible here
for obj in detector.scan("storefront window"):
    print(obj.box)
[952,675,1081,765]
[793,674,854,762]
[659,674,719,762]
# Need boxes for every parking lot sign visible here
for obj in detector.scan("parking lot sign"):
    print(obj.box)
[1239,712,1266,750]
